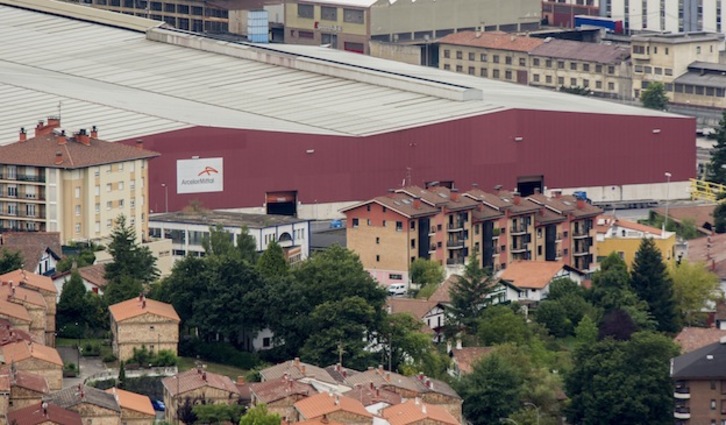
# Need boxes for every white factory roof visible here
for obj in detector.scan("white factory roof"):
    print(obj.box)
[0,0,684,145]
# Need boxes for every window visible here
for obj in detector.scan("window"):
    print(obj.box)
[75,223,80,234]
[119,199,125,208]
[634,65,643,73]
[376,255,380,262]
[583,79,589,87]
[389,273,403,280]
[608,82,615,90]
[519,57,526,66]
[106,165,112,173]
[558,77,564,85]
[665,68,673,76]
[570,78,577,86]
[665,47,669,55]
[595,64,602,72]
[396,221,403,231]
[545,59,552,68]
[557,61,565,69]
[130,200,135,209]
[493,55,500,63]
[533,74,540,82]
[608,66,615,74]
[410,239,415,248]
[456,51,463,60]
[262,337,271,348]
[480,53,487,62]
[533,58,540,66]
[297,3,313,18]
[106,183,112,192]
[299,31,314,39]
[352,218,359,227]
[505,56,512,65]
[95,222,100,233]
[655,67,663,75]
[456,65,463,72]
[493,69,500,78]
[570,62,577,70]
[410,221,416,230]
[505,70,512,80]
[383,220,387,227]
[75,205,81,216]
[545,75,552,84]
[95,186,100,196]
[95,203,100,213]
[583,63,590,72]
[343,8,364,23]
[444,64,450,70]
[321,6,337,20]
[75,187,80,198]
[468,52,475,61]
[480,68,488,77]
[118,163,124,171]
[712,399,717,410]
[444,49,450,58]
[468,67,475,75]
[118,182,124,190]
[697,46,702,54]
[130,181,135,190]
[107,201,113,210]
[376,237,380,244]
[596,81,602,89]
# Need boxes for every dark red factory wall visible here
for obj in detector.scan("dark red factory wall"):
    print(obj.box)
[121,109,696,212]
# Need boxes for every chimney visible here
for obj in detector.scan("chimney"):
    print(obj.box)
[370,382,374,390]
[378,365,383,375]
[47,117,60,128]
[553,190,562,199]
[76,129,91,146]
[413,196,421,210]
[422,404,427,414]
[57,130,67,145]
[336,362,341,372]
[321,415,330,425]
[418,371,424,381]
[450,188,459,202]
[385,371,391,382]
[494,184,503,193]
[136,138,144,150]
[90,125,98,139]
[334,395,340,405]
[139,292,144,302]
[54,151,63,165]
[202,372,207,381]
[294,357,300,367]
[142,299,146,309]
[342,369,347,378]
[456,339,462,350]
[415,397,420,405]
[513,192,521,205]
[576,199,585,209]
[19,128,26,142]
[42,401,48,416]
[301,364,306,375]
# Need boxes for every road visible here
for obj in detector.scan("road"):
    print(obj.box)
[57,346,109,387]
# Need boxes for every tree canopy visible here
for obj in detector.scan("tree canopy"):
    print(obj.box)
[707,111,726,185]
[630,238,680,333]
[670,260,721,325]
[257,240,289,279]
[104,215,159,286]
[239,404,281,425]
[640,82,669,110]
[447,253,496,334]
[0,249,22,274]
[410,258,445,286]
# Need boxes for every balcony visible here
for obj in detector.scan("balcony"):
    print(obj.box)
[573,248,591,256]
[429,244,437,253]
[0,174,46,183]
[555,233,563,242]
[447,222,465,232]
[447,237,466,250]
[674,386,690,399]
[673,407,690,420]
[572,227,590,238]
[510,224,527,235]
[446,258,465,265]
[510,243,529,254]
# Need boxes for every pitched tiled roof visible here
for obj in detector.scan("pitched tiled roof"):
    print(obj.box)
[249,379,315,404]
[296,419,345,425]
[48,385,120,412]
[381,399,459,425]
[2,341,63,366]
[259,359,339,386]
[0,130,159,169]
[0,296,31,322]
[472,203,505,222]
[294,392,372,420]
[0,366,50,394]
[0,232,62,273]
[428,276,456,305]
[451,347,494,374]
[7,402,82,425]
[439,31,544,52]
[344,385,402,406]
[672,340,726,379]
[344,368,421,393]
[652,205,715,231]
[162,369,240,397]
[78,264,108,288]
[0,269,57,293]
[675,327,726,354]
[386,298,436,319]
[2,284,47,308]
[533,207,566,225]
[368,193,439,218]
[109,296,180,323]
[530,39,630,64]
[500,261,571,289]
[425,186,479,211]
[0,322,40,345]
[105,388,155,416]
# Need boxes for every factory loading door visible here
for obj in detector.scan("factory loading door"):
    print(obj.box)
[266,191,297,216]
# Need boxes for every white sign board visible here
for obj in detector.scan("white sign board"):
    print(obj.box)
[177,157,224,194]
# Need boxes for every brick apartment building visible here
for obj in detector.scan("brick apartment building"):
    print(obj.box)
[108,295,180,362]
[0,117,158,244]
[343,185,601,286]
[672,338,726,424]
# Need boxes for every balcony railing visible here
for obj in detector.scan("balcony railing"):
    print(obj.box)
[510,244,529,254]
[446,258,465,265]
[674,386,690,399]
[510,224,527,235]
[447,236,466,249]
[0,174,46,183]
[429,244,437,253]
[673,407,690,420]
[572,227,590,238]
[447,222,465,232]
[555,233,563,241]
[573,244,591,256]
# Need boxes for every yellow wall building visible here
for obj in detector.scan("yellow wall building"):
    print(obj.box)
[596,216,676,269]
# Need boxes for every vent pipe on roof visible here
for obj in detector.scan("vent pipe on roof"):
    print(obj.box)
[76,129,91,146]
[57,130,67,146]
[136,139,144,150]
[91,126,98,140]
[54,151,63,165]
[19,128,26,143]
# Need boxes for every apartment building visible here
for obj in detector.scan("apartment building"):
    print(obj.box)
[0,118,158,244]
[631,32,723,99]
[528,192,601,271]
[595,215,676,268]
[671,338,726,425]
[529,38,631,99]
[438,31,544,83]
[601,0,726,33]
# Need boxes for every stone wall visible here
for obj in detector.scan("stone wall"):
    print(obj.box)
[113,313,178,362]
[15,358,62,392]
[68,402,121,425]
[9,385,45,411]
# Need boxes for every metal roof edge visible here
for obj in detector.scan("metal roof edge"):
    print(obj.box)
[0,0,165,32]
[146,28,483,102]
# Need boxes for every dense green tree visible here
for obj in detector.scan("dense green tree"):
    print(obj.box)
[670,260,721,325]
[193,403,246,424]
[103,275,144,306]
[202,224,236,257]
[534,302,571,338]
[477,305,530,346]
[239,404,281,425]
[105,215,159,285]
[448,254,496,333]
[410,258,445,286]
[574,316,598,348]
[0,248,22,274]
[56,243,98,273]
[149,256,207,329]
[630,238,680,333]
[457,352,524,425]
[678,218,700,240]
[708,112,726,186]
[177,397,198,425]
[57,270,91,334]
[118,361,126,389]
[640,82,669,110]
[380,313,450,378]
[566,331,679,425]
[257,240,288,279]
[715,201,726,234]
[598,309,637,341]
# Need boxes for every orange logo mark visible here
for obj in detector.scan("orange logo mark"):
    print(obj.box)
[197,166,219,176]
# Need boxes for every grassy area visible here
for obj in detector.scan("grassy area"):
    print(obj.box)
[177,356,248,380]
[56,338,104,347]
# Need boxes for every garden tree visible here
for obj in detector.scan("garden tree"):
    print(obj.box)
[57,270,91,334]
[477,305,530,346]
[0,249,22,274]
[671,260,721,325]
[56,243,98,273]
[202,224,259,263]
[193,403,246,424]
[640,82,669,110]
[257,240,289,279]
[588,253,652,328]
[566,331,679,425]
[534,302,570,338]
[448,253,496,334]
[380,313,450,378]
[598,309,638,341]
[117,361,126,389]
[105,215,159,285]
[410,258,445,286]
[678,218,700,240]
[707,111,726,185]
[536,279,598,338]
[268,246,387,359]
[149,256,208,328]
[574,316,598,348]
[457,351,524,425]
[239,404,281,425]
[177,397,198,425]
[104,275,144,306]
[300,296,377,369]
[715,198,726,234]
[630,238,680,333]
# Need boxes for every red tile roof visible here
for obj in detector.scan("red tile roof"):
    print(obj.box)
[450,347,494,374]
[381,399,459,425]
[2,341,63,366]
[1,284,47,308]
[109,296,180,322]
[294,392,372,420]
[652,205,715,231]
[530,38,630,64]
[162,368,240,397]
[686,233,726,279]
[7,402,82,425]
[0,128,159,169]
[439,31,544,52]
[428,276,456,305]
[0,366,50,394]
[675,327,726,353]
[0,323,40,345]
[0,296,32,322]
[249,379,315,404]
[344,385,402,406]
[0,233,62,273]
[500,261,572,289]
[386,298,435,319]
[0,269,56,294]
[105,387,155,416]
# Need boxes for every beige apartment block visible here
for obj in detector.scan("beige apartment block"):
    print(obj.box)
[631,32,724,100]
[162,369,241,423]
[0,117,158,245]
[109,296,180,362]
[1,341,63,391]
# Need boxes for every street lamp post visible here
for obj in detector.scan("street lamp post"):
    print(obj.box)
[664,172,672,232]
[161,183,169,213]
[524,402,541,425]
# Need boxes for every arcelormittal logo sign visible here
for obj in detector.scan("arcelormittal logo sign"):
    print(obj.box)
[177,158,224,194]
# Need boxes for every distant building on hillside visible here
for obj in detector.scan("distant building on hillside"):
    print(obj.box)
[108,295,180,362]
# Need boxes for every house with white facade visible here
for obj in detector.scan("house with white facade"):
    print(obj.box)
[499,260,585,302]
[52,263,107,301]
[148,210,311,263]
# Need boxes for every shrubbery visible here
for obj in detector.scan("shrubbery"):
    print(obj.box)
[129,346,178,368]
[179,338,260,370]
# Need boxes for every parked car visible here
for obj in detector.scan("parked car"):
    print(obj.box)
[388,283,407,297]
[151,399,166,412]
